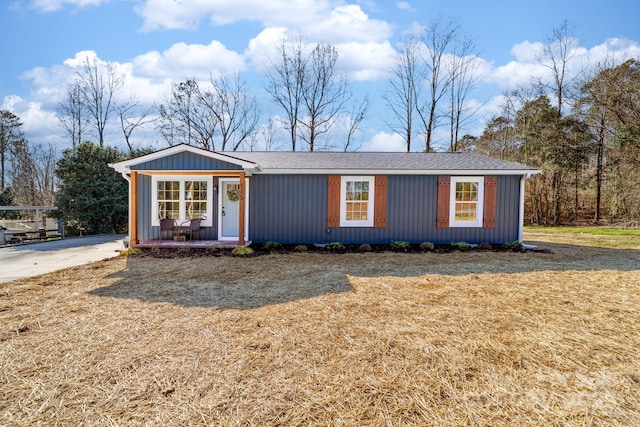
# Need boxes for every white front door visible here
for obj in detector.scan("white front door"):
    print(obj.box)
[219,179,240,240]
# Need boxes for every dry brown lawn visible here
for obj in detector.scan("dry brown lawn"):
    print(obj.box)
[1,233,639,426]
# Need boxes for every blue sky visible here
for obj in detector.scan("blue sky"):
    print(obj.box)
[1,0,639,152]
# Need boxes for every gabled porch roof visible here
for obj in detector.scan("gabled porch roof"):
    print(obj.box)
[109,144,259,175]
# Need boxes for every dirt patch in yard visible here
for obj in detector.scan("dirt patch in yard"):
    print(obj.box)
[1,235,639,425]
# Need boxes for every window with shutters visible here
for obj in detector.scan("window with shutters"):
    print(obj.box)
[340,176,375,227]
[449,176,484,227]
[327,175,386,228]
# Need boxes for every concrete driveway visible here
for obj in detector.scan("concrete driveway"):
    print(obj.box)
[0,234,126,284]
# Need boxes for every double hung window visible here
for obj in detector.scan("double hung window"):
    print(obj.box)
[340,176,375,227]
[449,176,484,227]
[152,176,213,226]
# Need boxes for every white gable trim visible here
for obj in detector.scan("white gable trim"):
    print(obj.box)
[109,144,258,174]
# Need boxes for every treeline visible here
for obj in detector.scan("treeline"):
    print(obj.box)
[2,19,639,227]
[469,59,640,225]
[0,135,133,234]
[0,111,56,214]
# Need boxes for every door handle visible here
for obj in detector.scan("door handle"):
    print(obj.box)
[221,207,225,216]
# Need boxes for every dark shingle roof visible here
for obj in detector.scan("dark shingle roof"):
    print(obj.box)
[109,144,538,175]
[229,151,537,173]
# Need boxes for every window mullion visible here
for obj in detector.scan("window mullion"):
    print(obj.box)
[179,180,186,222]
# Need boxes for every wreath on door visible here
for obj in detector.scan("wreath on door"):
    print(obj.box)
[226,188,240,202]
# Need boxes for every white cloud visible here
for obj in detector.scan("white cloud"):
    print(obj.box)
[247,26,395,82]
[303,5,393,44]
[488,60,546,91]
[21,62,77,105]
[62,50,99,67]
[487,37,640,94]
[135,1,391,46]
[361,131,406,152]
[14,44,250,150]
[245,27,288,72]
[336,41,396,81]
[18,102,59,139]
[135,0,332,32]
[2,95,65,147]
[1,95,24,111]
[397,2,414,12]
[29,0,109,13]
[510,41,544,63]
[132,41,246,81]
[137,1,394,84]
[587,38,640,65]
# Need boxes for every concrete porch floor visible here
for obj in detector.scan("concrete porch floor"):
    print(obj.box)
[134,240,251,249]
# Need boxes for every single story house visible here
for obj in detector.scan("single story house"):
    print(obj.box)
[109,144,538,248]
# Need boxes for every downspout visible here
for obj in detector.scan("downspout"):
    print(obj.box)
[519,172,537,245]
[518,176,526,243]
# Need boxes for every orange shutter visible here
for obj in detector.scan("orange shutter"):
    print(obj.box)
[436,176,450,228]
[374,176,388,228]
[327,175,341,227]
[483,176,497,228]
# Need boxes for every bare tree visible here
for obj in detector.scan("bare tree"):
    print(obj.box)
[343,95,370,152]
[446,35,482,151]
[264,38,357,151]
[0,110,24,191]
[157,75,259,151]
[249,118,278,151]
[537,20,582,116]
[533,21,583,222]
[57,80,86,148]
[30,143,56,206]
[264,37,306,151]
[384,39,422,152]
[200,74,260,151]
[298,43,350,151]
[0,111,55,206]
[385,18,471,152]
[417,18,458,152]
[157,79,217,150]
[77,57,124,147]
[10,142,56,206]
[117,96,155,153]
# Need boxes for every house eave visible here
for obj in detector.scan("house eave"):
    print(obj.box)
[107,165,540,177]
[254,168,541,176]
[115,169,256,176]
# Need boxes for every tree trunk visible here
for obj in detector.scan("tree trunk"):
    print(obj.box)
[594,121,605,223]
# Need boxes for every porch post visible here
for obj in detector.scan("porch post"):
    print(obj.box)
[130,171,139,246]
[238,171,245,246]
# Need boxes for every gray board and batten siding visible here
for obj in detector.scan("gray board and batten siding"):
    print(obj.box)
[131,151,243,171]
[230,151,531,245]
[248,174,523,245]
[118,147,535,245]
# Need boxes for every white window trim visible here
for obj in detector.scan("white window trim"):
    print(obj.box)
[151,175,214,227]
[449,176,484,228]
[340,176,375,227]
